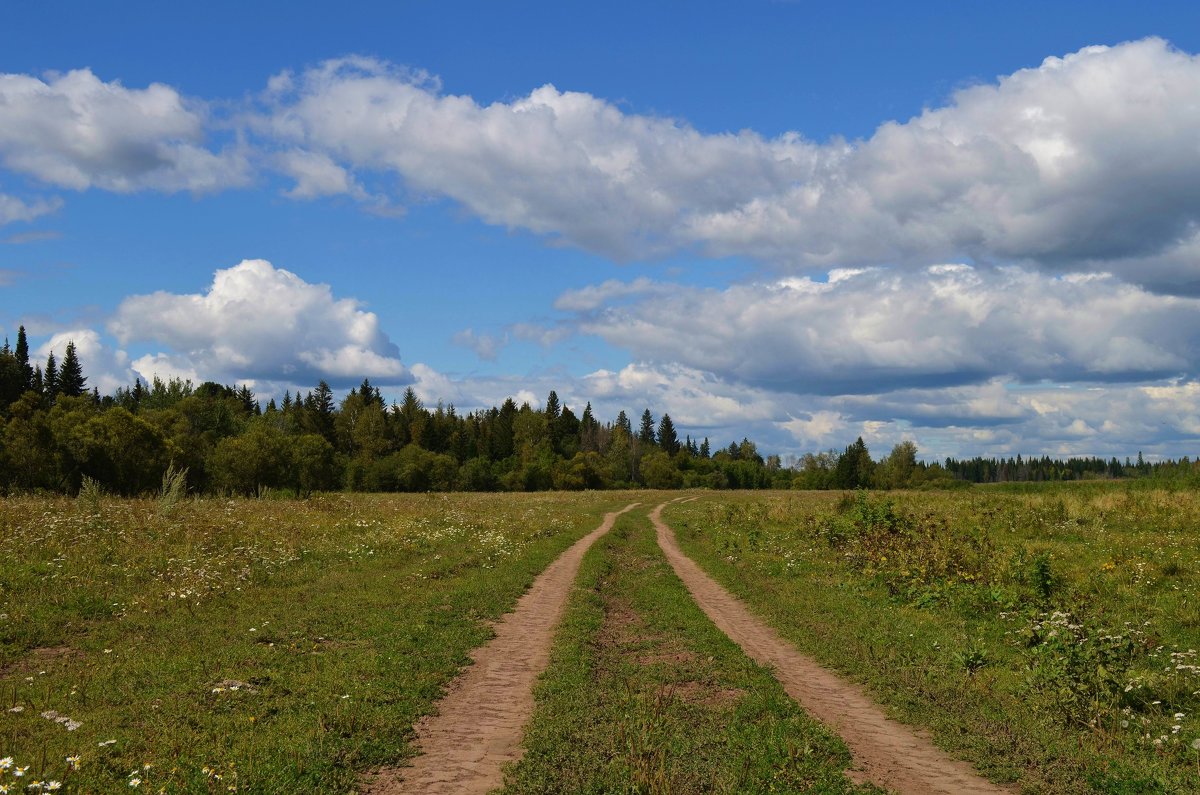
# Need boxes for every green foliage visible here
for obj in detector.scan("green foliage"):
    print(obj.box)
[668,487,1200,792]
[0,492,627,791]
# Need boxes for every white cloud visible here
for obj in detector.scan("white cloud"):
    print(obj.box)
[110,259,409,388]
[0,193,62,226]
[34,328,132,396]
[0,68,249,193]
[452,328,505,361]
[780,411,847,447]
[684,38,1200,284]
[277,149,360,199]
[255,40,1200,291]
[570,265,1200,394]
[553,277,668,311]
[259,56,817,259]
[581,362,778,428]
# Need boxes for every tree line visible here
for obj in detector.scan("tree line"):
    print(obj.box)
[0,328,790,495]
[3,329,1196,496]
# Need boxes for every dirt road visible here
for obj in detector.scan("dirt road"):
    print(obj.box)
[362,503,639,795]
[650,502,1012,795]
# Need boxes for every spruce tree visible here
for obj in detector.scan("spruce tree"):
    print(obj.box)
[615,410,632,436]
[545,390,561,422]
[657,413,680,455]
[638,409,656,445]
[44,351,59,399]
[700,437,710,458]
[58,341,87,397]
[15,326,31,391]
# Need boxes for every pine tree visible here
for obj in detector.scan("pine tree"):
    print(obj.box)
[58,341,87,398]
[237,385,257,414]
[657,413,680,455]
[545,390,561,422]
[700,437,710,458]
[638,409,656,445]
[615,410,632,436]
[15,326,31,392]
[44,351,59,399]
[835,436,874,489]
[579,402,599,452]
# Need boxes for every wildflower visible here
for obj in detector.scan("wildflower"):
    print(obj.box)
[128,777,141,788]
[99,740,116,747]
[45,785,62,792]
[6,706,22,713]
[0,758,11,771]
[0,784,8,794]
[13,767,27,778]
[65,756,80,771]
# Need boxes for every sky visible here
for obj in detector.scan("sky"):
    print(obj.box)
[4,1,1200,461]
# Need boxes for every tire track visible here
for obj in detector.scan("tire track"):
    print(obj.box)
[362,502,639,795]
[650,502,1012,795]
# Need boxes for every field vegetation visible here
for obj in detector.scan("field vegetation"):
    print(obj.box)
[0,491,627,792]
[666,485,1200,793]
[502,511,876,793]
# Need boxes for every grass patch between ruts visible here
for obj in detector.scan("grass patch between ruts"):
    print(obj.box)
[502,509,878,794]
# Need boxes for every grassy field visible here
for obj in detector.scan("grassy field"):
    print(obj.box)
[665,485,1200,794]
[5,486,1199,793]
[0,491,629,792]
[501,510,876,794]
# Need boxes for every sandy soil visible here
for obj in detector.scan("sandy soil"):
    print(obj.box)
[650,502,1013,795]
[361,502,639,795]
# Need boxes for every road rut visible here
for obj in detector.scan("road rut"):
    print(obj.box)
[651,502,1012,795]
[363,502,640,795]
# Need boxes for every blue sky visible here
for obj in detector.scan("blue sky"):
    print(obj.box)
[5,1,1200,460]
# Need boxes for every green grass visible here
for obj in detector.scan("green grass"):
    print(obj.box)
[666,487,1200,794]
[501,510,877,794]
[0,492,630,792]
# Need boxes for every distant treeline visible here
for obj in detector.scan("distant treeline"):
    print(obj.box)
[791,441,1200,489]
[0,328,790,495]
[2,328,1197,496]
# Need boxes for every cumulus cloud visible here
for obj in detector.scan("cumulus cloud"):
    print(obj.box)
[258,56,817,259]
[276,149,361,200]
[34,328,132,396]
[109,259,410,388]
[687,38,1200,283]
[568,265,1200,394]
[253,40,1200,290]
[0,68,248,193]
[581,362,779,428]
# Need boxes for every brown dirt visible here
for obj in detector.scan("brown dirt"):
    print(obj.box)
[0,645,78,678]
[361,503,639,795]
[650,502,1013,795]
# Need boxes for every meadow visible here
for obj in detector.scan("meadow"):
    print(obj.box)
[0,491,628,792]
[2,485,1198,793]
[665,485,1200,793]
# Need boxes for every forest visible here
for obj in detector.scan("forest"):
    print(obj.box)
[1,328,1196,496]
